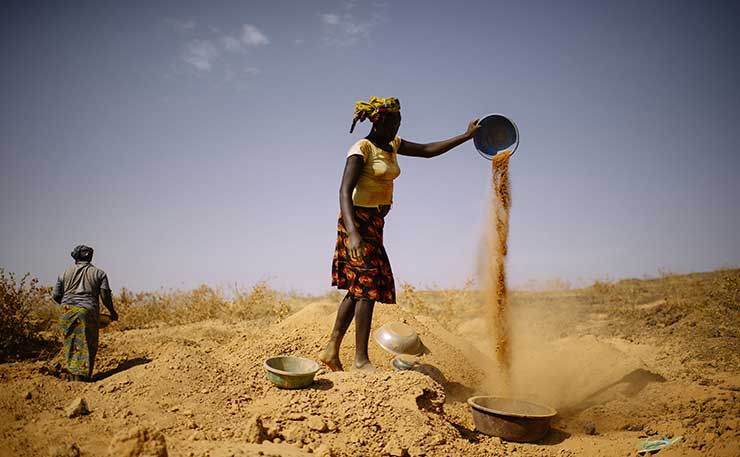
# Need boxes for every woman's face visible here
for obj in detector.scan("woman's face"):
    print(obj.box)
[374,112,401,139]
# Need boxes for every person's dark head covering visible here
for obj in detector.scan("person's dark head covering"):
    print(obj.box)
[71,245,94,262]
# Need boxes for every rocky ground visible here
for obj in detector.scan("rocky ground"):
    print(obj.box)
[1,270,738,456]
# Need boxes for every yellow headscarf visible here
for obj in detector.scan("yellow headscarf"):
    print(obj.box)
[350,96,400,133]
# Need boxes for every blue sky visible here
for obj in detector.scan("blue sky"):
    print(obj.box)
[1,0,739,294]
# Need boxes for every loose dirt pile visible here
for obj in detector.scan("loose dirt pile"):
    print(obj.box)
[0,303,499,457]
[1,271,739,456]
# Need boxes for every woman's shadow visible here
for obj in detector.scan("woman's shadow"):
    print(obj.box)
[93,357,151,381]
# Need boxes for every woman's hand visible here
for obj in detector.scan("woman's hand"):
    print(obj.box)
[348,232,364,260]
[465,118,481,139]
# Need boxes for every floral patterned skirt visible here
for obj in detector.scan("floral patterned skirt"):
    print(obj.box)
[59,304,99,378]
[331,207,396,304]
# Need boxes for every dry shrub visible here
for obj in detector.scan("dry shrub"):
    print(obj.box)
[0,269,55,362]
[431,279,479,326]
[114,281,291,330]
[707,268,739,310]
[587,276,648,315]
[398,282,430,316]
[660,268,739,316]
[589,278,614,298]
[398,279,480,328]
[230,282,290,322]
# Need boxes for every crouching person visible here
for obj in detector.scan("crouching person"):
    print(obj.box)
[52,245,118,382]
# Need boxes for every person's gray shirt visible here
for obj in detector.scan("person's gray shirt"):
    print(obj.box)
[52,261,110,312]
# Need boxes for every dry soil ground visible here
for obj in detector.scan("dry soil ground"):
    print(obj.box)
[1,270,738,457]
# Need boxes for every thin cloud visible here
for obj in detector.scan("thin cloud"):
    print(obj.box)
[319,3,388,47]
[222,36,243,51]
[183,39,220,71]
[167,18,196,32]
[176,22,269,83]
[241,24,269,47]
[321,14,340,25]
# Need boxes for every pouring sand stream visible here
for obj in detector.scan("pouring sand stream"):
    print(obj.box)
[485,149,514,395]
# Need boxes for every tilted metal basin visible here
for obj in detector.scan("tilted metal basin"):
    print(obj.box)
[374,321,423,356]
[468,396,557,443]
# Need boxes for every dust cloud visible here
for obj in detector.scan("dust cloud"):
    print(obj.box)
[477,151,646,410]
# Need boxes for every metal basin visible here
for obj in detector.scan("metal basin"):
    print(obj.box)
[391,354,419,371]
[468,396,557,442]
[264,356,319,389]
[99,313,112,329]
[374,321,423,356]
[473,113,519,160]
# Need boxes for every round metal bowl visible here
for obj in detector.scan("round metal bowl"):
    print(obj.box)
[374,321,423,356]
[391,355,419,371]
[473,113,519,160]
[264,356,319,389]
[99,313,112,329]
[468,396,557,442]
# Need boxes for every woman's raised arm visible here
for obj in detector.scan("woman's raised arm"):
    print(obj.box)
[397,118,480,158]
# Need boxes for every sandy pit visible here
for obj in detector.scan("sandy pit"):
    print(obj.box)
[1,271,739,456]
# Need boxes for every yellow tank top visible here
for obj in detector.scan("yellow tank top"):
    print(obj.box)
[347,136,402,207]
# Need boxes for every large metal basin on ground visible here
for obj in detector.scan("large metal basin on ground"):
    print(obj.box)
[468,396,557,442]
[264,356,319,389]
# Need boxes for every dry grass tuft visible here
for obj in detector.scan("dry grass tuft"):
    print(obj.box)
[397,279,481,328]
[114,281,294,330]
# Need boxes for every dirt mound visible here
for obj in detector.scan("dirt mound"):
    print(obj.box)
[109,425,168,457]
[242,370,468,455]
[218,301,489,399]
[1,272,740,456]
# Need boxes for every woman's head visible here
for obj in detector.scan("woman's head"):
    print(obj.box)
[372,111,401,140]
[350,96,401,136]
[71,245,94,262]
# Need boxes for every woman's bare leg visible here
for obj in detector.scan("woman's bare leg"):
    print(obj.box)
[353,298,376,372]
[319,292,357,371]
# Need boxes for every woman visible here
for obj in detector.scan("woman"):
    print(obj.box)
[320,96,480,372]
[52,245,119,381]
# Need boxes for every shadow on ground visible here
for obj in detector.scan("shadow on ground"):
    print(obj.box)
[539,428,571,445]
[93,357,151,381]
[412,363,480,401]
[562,368,667,414]
[1,337,61,364]
[309,378,335,391]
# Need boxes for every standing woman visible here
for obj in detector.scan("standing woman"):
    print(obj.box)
[52,245,119,381]
[320,96,480,372]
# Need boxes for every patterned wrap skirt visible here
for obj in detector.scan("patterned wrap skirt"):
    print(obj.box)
[331,206,396,303]
[59,304,99,378]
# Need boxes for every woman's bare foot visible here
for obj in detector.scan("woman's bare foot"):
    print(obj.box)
[352,359,376,373]
[319,346,343,371]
